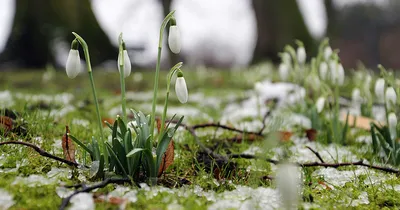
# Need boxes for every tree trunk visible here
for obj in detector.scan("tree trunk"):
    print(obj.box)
[251,0,314,64]
[0,0,116,69]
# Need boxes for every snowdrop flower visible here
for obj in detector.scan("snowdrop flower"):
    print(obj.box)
[319,62,328,80]
[337,64,345,86]
[168,17,181,54]
[352,88,363,105]
[324,46,332,61]
[388,112,397,140]
[175,71,188,103]
[276,163,302,210]
[117,42,131,78]
[385,86,397,111]
[316,97,325,113]
[374,77,385,102]
[329,60,338,84]
[279,63,290,81]
[281,52,291,65]
[297,46,306,64]
[254,82,264,95]
[65,39,81,79]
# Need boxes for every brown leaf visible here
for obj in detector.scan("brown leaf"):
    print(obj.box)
[279,131,293,142]
[342,113,382,130]
[0,116,13,134]
[156,118,175,177]
[62,126,76,163]
[305,129,317,141]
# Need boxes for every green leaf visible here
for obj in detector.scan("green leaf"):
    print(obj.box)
[92,137,101,161]
[370,123,380,154]
[156,116,184,172]
[112,138,128,174]
[117,117,127,137]
[126,148,145,157]
[112,118,118,141]
[106,142,129,178]
[68,134,93,157]
[341,112,350,145]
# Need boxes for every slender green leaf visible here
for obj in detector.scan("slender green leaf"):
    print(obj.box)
[68,134,93,157]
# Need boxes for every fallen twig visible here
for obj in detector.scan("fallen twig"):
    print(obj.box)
[306,146,325,163]
[0,141,79,167]
[59,178,135,210]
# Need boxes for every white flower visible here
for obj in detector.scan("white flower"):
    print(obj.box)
[324,46,332,61]
[374,78,385,102]
[276,163,302,210]
[388,112,397,140]
[65,49,81,79]
[352,88,363,104]
[329,60,338,84]
[316,97,325,113]
[385,86,397,111]
[281,52,291,64]
[168,25,181,54]
[297,47,306,64]
[319,62,328,80]
[337,64,345,86]
[279,63,290,81]
[175,76,188,103]
[118,50,132,78]
[254,82,263,95]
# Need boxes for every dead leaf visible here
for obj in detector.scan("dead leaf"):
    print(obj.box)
[279,131,293,142]
[0,116,13,135]
[62,126,76,163]
[342,113,382,130]
[305,129,317,141]
[156,119,174,177]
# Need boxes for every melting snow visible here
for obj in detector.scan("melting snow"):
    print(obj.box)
[0,189,14,210]
[69,193,95,210]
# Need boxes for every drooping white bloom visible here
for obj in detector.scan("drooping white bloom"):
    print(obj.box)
[337,64,345,86]
[168,25,181,54]
[352,88,363,105]
[374,78,385,102]
[118,50,132,78]
[319,62,328,80]
[316,97,325,113]
[306,74,321,91]
[279,63,290,81]
[254,82,263,95]
[385,86,397,111]
[276,163,302,210]
[297,47,306,64]
[324,46,332,61]
[175,76,188,103]
[388,112,397,140]
[329,60,338,84]
[65,49,81,79]
[281,52,291,64]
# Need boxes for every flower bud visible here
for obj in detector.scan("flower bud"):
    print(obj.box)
[118,44,132,78]
[281,52,291,65]
[385,86,397,111]
[352,88,363,104]
[175,72,188,103]
[65,40,81,79]
[388,112,397,140]
[319,62,328,80]
[324,46,332,61]
[279,63,290,81]
[329,60,338,84]
[168,18,181,54]
[337,64,345,86]
[276,163,302,210]
[297,47,306,64]
[316,97,325,113]
[374,78,385,103]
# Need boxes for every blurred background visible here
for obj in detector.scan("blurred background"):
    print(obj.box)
[0,0,400,71]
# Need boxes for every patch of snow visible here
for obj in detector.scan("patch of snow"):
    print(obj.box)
[15,93,74,105]
[242,146,263,155]
[0,91,14,108]
[49,105,76,118]
[12,175,54,187]
[355,135,372,144]
[56,186,74,198]
[72,119,90,127]
[350,191,369,206]
[0,188,14,210]
[69,193,94,210]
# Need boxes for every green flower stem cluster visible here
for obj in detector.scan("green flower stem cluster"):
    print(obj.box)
[64,10,187,185]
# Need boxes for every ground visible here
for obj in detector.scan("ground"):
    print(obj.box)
[0,65,400,209]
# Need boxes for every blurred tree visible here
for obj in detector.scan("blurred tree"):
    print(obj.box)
[0,0,116,69]
[251,0,314,64]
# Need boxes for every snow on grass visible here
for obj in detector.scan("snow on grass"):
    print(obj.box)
[0,189,14,210]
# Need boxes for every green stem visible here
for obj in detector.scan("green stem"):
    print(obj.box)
[159,62,182,141]
[118,34,127,123]
[72,32,108,166]
[150,10,176,140]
